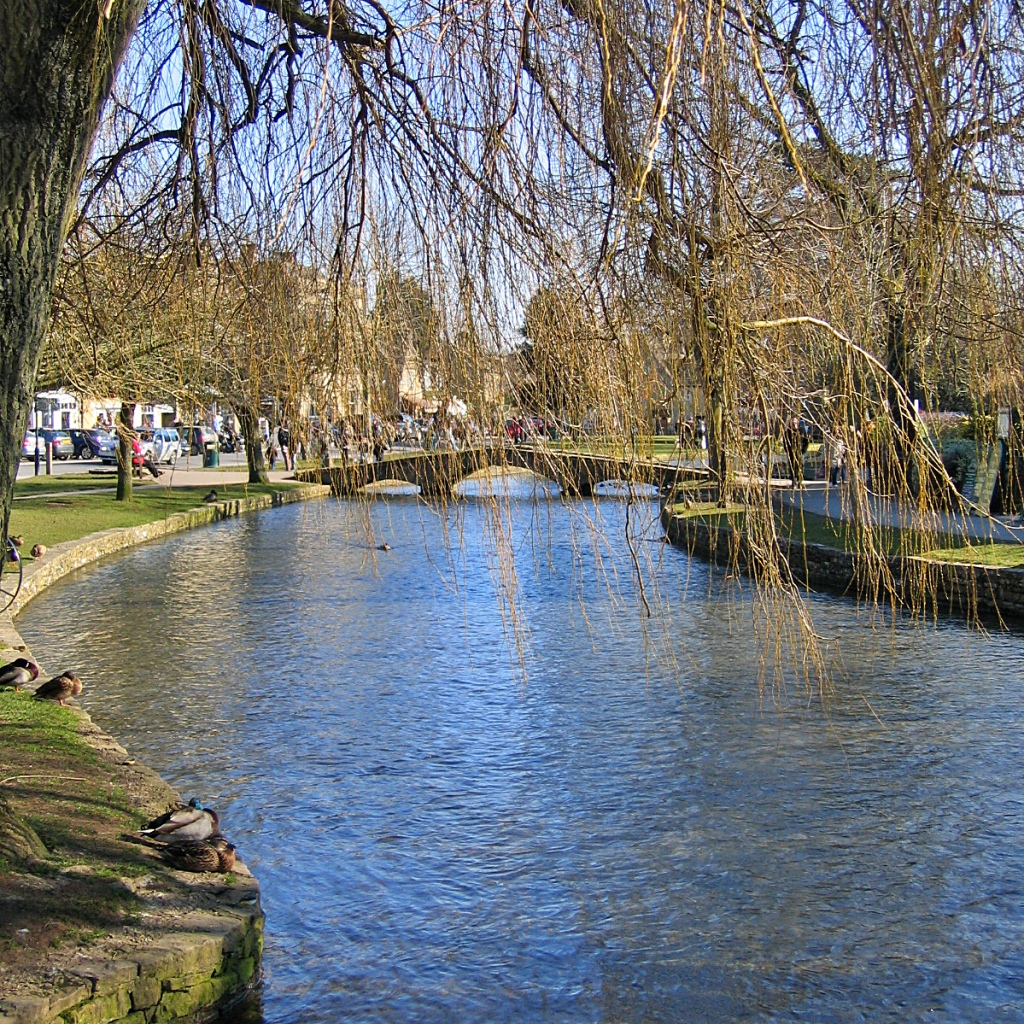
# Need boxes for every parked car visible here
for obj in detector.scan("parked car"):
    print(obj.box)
[68,427,115,459]
[179,424,218,457]
[91,431,120,464]
[21,430,37,459]
[86,429,118,462]
[67,428,93,459]
[37,429,74,460]
[150,427,181,464]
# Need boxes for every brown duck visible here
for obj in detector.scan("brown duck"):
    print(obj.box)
[0,658,39,692]
[33,671,82,706]
[159,835,236,873]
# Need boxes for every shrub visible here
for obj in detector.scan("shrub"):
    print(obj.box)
[941,438,977,494]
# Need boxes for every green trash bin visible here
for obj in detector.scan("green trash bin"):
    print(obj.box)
[203,442,219,468]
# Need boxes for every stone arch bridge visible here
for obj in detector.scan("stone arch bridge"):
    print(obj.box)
[298,445,708,499]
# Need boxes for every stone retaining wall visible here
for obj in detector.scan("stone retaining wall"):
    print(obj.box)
[662,507,1024,625]
[2,902,263,1024]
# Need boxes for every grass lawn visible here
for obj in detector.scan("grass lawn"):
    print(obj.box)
[8,482,298,551]
[0,689,170,964]
[666,501,998,562]
[13,471,121,495]
[919,543,1024,567]
[539,437,706,460]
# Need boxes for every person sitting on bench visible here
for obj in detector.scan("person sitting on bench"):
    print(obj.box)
[131,435,162,479]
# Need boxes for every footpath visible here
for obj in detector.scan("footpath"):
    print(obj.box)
[773,480,1024,544]
[0,476,328,1024]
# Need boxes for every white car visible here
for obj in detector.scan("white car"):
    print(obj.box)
[149,428,181,464]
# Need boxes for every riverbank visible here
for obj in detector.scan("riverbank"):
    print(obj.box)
[661,490,1024,625]
[1,482,329,1023]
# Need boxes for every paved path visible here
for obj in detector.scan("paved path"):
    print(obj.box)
[774,480,1024,544]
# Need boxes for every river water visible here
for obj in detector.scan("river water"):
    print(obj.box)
[16,496,1024,1022]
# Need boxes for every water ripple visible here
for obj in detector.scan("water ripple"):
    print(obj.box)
[16,499,1024,1023]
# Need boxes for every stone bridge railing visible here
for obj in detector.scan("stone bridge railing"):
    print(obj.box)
[298,444,708,498]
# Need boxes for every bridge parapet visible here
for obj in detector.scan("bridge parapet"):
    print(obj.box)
[298,443,707,498]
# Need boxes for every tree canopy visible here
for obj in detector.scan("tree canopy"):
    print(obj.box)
[5,1,1024,682]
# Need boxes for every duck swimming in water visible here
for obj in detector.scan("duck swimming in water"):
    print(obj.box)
[33,671,82,705]
[0,658,39,692]
[139,799,219,843]
[159,835,236,873]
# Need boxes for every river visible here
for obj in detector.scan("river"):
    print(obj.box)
[16,495,1024,1022]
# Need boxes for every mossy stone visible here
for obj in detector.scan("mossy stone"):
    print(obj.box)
[64,988,130,1024]
[234,957,256,983]
[128,978,162,1012]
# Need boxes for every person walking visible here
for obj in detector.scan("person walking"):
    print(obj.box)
[278,421,292,471]
[784,416,806,489]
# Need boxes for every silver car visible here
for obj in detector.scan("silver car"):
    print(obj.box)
[149,428,181,464]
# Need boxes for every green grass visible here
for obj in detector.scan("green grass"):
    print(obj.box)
[666,502,997,562]
[8,482,298,550]
[541,437,703,460]
[920,543,1024,567]
[14,471,120,495]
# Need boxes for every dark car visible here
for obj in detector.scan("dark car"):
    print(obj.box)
[68,428,117,460]
[37,429,74,460]
[91,430,118,463]
[179,424,218,457]
[68,429,92,459]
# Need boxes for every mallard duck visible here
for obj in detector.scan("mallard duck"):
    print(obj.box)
[141,797,201,832]
[10,535,24,548]
[159,834,236,873]
[203,489,218,503]
[33,671,82,705]
[377,542,391,552]
[0,658,39,692]
[30,544,46,558]
[139,800,219,843]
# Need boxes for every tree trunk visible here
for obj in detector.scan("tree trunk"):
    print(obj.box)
[0,2,146,543]
[236,404,269,485]
[116,402,135,501]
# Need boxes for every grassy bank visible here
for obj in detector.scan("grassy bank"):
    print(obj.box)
[9,481,299,552]
[666,498,1024,568]
[0,692,156,958]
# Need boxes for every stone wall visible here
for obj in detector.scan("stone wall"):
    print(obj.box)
[662,507,1024,625]
[2,906,263,1024]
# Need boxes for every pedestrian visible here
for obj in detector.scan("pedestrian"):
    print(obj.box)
[830,437,846,486]
[340,420,351,463]
[278,421,292,471]
[784,416,805,489]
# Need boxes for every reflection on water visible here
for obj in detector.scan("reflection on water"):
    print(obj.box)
[456,469,561,499]
[16,497,1024,1023]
